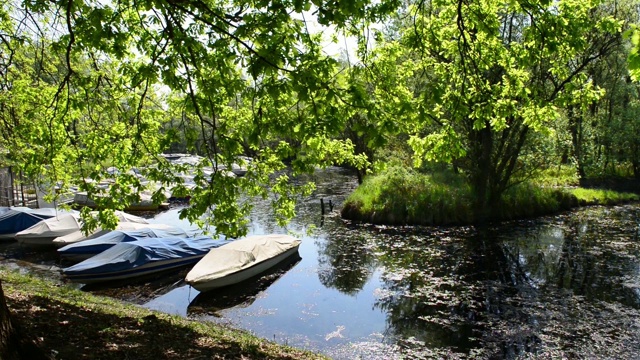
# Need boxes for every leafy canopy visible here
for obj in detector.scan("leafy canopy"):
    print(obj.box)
[0,0,397,236]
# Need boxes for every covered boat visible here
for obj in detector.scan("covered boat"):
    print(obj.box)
[185,234,301,292]
[52,212,149,247]
[16,212,81,246]
[188,252,301,314]
[18,210,148,246]
[57,224,188,260]
[74,192,169,211]
[0,207,59,239]
[62,236,230,284]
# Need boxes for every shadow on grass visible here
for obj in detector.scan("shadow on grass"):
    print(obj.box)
[7,293,307,359]
[579,177,640,194]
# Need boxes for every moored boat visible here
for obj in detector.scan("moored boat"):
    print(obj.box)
[16,212,82,246]
[51,211,149,247]
[185,234,301,292]
[187,252,301,314]
[57,224,188,260]
[62,236,230,284]
[73,192,169,211]
[0,207,59,240]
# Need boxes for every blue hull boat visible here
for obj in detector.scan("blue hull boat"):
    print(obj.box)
[62,236,230,284]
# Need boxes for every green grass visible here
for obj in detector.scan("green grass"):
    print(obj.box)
[535,165,580,187]
[1,267,326,360]
[495,183,577,220]
[569,188,640,205]
[342,166,474,225]
[342,165,639,226]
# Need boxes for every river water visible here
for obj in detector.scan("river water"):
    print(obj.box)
[2,167,640,359]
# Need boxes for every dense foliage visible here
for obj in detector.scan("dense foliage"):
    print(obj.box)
[0,0,397,235]
[359,0,635,219]
[1,0,639,231]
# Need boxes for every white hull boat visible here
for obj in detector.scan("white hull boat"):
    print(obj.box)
[16,212,81,246]
[185,234,301,292]
[0,207,61,240]
[17,210,148,246]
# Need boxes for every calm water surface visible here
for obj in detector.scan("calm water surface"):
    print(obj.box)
[2,167,640,359]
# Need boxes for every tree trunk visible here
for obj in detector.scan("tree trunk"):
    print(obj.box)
[568,105,586,179]
[470,125,494,224]
[0,281,51,360]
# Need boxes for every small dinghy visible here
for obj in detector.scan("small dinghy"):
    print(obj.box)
[57,224,188,260]
[0,207,60,239]
[185,234,301,292]
[187,252,301,314]
[62,236,231,284]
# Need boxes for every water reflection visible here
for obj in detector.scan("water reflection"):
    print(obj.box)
[188,253,301,315]
[366,208,640,358]
[317,230,377,295]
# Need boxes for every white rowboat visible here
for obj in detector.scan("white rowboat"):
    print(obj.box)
[185,234,301,292]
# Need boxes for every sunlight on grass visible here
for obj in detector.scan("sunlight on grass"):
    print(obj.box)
[570,188,640,205]
[342,165,639,226]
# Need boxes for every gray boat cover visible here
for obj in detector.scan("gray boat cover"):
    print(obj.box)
[63,236,230,277]
[0,207,60,236]
[52,211,148,246]
[57,224,188,257]
[16,213,82,242]
[185,234,301,284]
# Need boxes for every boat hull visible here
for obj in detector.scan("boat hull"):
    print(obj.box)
[62,236,229,284]
[17,236,60,246]
[64,255,204,284]
[187,246,300,292]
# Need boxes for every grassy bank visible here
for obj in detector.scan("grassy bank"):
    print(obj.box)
[0,267,325,360]
[341,166,640,226]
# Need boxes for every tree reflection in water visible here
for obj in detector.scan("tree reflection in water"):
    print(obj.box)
[316,230,377,295]
[348,206,640,358]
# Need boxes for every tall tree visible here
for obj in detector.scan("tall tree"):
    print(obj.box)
[0,0,402,235]
[369,0,624,220]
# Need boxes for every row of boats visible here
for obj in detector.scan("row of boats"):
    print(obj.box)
[63,153,252,211]
[0,207,301,292]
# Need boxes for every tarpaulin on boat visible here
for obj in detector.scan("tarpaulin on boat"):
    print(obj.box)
[57,224,188,258]
[16,213,82,244]
[63,236,230,277]
[186,234,301,284]
[0,207,59,237]
[52,211,149,247]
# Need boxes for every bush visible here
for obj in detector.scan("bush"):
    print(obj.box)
[342,166,637,226]
[342,166,474,225]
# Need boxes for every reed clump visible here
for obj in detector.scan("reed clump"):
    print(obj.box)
[342,166,638,226]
